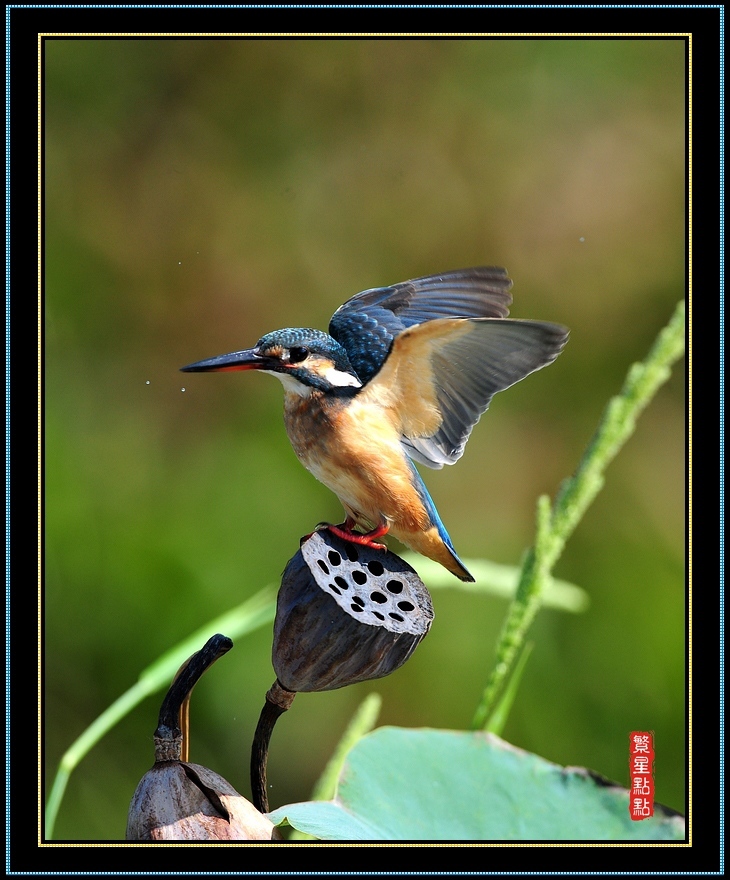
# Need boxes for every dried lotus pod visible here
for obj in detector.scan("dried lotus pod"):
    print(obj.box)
[251,531,433,813]
[273,530,434,692]
[127,758,277,841]
[126,633,278,841]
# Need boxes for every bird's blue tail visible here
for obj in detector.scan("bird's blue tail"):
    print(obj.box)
[407,461,474,582]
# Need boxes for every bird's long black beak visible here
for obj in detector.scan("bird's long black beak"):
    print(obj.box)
[180,347,267,373]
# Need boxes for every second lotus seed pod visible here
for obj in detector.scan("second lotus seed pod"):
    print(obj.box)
[126,634,279,841]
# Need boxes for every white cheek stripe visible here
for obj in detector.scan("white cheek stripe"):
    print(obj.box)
[322,366,362,388]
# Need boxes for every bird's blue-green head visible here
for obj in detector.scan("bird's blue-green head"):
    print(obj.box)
[180,328,362,395]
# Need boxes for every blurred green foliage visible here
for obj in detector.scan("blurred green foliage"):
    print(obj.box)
[44,37,685,840]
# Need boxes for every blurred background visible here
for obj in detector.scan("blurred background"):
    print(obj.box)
[44,38,686,839]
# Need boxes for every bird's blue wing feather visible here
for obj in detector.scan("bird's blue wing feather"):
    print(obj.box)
[329,268,513,384]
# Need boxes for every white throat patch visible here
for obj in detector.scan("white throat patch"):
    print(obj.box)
[267,370,311,397]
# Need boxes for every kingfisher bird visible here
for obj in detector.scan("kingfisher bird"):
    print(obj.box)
[181,267,568,582]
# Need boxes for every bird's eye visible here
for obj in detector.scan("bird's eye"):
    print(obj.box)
[288,346,309,364]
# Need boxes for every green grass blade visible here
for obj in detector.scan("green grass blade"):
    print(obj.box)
[472,300,685,730]
[485,641,534,736]
[403,554,589,613]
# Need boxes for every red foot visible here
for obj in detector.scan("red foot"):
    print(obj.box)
[319,520,390,551]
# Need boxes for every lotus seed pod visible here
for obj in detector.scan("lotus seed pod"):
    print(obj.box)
[272,531,434,692]
[126,634,279,840]
[127,751,277,840]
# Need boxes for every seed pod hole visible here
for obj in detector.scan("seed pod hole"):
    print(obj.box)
[343,544,359,562]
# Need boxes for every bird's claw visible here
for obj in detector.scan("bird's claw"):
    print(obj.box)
[312,521,389,552]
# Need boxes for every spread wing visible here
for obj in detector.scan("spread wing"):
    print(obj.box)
[358,317,569,469]
[329,267,514,385]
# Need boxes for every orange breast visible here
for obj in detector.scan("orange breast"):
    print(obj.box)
[283,391,431,535]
